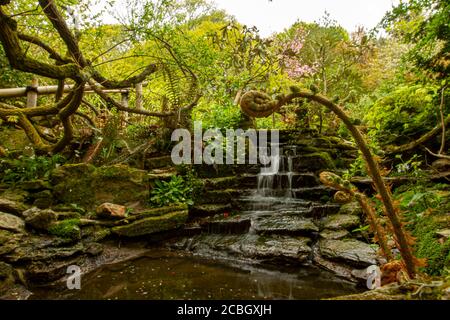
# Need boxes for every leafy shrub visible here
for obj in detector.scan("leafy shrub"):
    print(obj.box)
[150,175,193,207]
[365,84,442,144]
[194,100,243,129]
[0,154,65,183]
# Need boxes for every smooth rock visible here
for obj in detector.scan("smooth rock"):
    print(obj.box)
[338,202,363,216]
[319,239,379,267]
[202,216,251,234]
[0,198,28,216]
[22,208,58,231]
[320,229,350,240]
[253,215,319,236]
[96,203,126,219]
[0,212,25,233]
[31,190,53,209]
[237,235,312,262]
[436,229,450,240]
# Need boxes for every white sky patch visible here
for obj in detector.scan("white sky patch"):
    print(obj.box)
[210,0,400,36]
[94,0,400,36]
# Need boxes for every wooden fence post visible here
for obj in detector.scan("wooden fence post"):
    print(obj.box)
[26,78,38,108]
[135,82,143,123]
[121,91,129,127]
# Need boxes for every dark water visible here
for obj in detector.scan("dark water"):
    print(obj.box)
[30,250,363,300]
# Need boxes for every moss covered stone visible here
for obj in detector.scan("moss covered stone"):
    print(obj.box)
[50,164,149,209]
[291,152,336,172]
[48,219,81,241]
[112,210,188,237]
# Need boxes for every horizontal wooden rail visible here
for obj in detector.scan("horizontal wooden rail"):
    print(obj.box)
[0,82,148,98]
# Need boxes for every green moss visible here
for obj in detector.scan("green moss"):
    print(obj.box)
[48,219,81,241]
[413,218,450,276]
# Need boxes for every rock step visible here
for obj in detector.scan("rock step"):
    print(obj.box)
[174,233,312,264]
[317,239,380,268]
[252,215,319,237]
[237,196,312,212]
[189,203,232,218]
[194,164,261,178]
[200,216,251,234]
[196,189,246,205]
[238,186,335,202]
[238,173,320,189]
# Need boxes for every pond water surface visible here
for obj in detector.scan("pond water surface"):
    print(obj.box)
[30,250,363,300]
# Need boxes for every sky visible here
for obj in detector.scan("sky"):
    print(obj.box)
[209,0,400,36]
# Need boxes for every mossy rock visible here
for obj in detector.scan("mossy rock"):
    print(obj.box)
[112,210,188,237]
[338,202,363,216]
[145,156,173,170]
[291,152,336,172]
[0,128,30,152]
[50,164,149,209]
[322,214,360,231]
[48,219,81,241]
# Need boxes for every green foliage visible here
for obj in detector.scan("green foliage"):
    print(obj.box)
[0,155,66,183]
[393,154,424,177]
[413,218,450,276]
[365,84,442,144]
[390,183,449,275]
[194,100,243,129]
[382,0,450,78]
[150,175,194,207]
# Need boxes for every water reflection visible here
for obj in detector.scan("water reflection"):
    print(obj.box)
[30,250,362,300]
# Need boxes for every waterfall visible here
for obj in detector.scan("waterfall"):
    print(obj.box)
[256,145,296,198]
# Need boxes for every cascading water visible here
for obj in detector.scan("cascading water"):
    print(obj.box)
[256,144,297,198]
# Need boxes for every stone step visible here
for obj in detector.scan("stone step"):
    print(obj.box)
[195,164,260,178]
[240,173,320,189]
[237,196,312,212]
[189,203,232,218]
[196,189,245,205]
[252,215,319,237]
[174,233,312,264]
[200,216,251,234]
[245,186,334,201]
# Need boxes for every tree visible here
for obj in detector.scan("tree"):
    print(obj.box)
[0,0,200,154]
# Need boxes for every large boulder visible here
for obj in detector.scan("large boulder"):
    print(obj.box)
[23,208,58,231]
[112,210,188,237]
[50,164,149,209]
[0,212,25,233]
